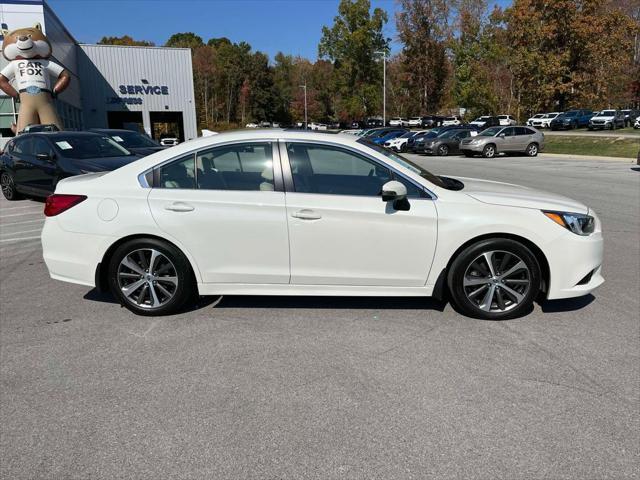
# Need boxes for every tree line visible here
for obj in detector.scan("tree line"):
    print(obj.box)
[99,0,640,130]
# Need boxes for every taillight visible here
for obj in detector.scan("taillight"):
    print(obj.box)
[44,194,87,217]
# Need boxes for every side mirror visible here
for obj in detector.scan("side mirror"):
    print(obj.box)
[36,152,54,162]
[498,133,506,138]
[381,180,407,202]
[381,180,410,211]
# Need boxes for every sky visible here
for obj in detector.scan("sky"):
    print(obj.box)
[47,0,511,61]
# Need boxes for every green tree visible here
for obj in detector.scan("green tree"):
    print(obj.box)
[164,32,204,50]
[97,35,154,46]
[318,0,389,120]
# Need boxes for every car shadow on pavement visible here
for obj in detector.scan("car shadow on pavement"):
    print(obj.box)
[200,295,447,311]
[540,294,595,313]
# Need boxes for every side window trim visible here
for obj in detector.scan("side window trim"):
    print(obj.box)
[278,139,433,199]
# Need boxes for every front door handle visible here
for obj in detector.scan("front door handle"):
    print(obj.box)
[165,202,194,212]
[292,209,321,220]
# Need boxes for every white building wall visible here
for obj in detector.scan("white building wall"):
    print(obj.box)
[78,44,197,140]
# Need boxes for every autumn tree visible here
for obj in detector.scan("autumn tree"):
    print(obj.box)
[396,0,450,114]
[318,0,389,120]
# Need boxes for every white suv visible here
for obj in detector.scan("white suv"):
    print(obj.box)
[498,115,517,126]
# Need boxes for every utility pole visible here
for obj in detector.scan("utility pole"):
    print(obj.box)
[300,82,308,129]
[375,50,386,125]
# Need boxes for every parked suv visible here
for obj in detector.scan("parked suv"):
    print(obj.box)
[588,110,625,130]
[549,109,593,130]
[498,115,517,126]
[469,116,500,130]
[621,109,640,128]
[420,116,444,128]
[460,126,544,158]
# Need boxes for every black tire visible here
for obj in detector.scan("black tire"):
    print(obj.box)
[437,144,449,156]
[108,238,196,316]
[0,171,23,201]
[482,144,496,158]
[525,142,539,157]
[447,238,541,320]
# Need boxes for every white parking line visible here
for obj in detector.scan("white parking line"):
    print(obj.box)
[0,205,43,211]
[0,228,42,238]
[0,219,44,227]
[0,211,43,218]
[0,235,41,243]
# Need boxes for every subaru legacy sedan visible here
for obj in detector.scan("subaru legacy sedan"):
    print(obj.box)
[41,130,603,320]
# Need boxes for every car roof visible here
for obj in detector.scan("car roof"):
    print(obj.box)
[19,131,104,140]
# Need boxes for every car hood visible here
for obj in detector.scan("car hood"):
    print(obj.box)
[591,115,614,120]
[74,155,141,172]
[453,176,588,213]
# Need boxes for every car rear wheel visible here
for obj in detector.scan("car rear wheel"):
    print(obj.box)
[1,172,23,201]
[437,144,449,156]
[525,143,538,157]
[108,238,195,316]
[482,144,496,158]
[448,238,541,320]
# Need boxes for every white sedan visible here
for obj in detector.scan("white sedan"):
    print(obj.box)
[41,130,604,320]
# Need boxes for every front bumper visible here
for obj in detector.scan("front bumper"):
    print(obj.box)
[544,220,604,300]
[460,142,485,153]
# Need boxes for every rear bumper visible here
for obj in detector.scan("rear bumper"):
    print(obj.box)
[42,218,112,288]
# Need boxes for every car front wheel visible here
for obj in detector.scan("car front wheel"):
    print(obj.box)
[108,238,196,316]
[437,144,449,156]
[482,144,496,158]
[1,171,23,201]
[448,238,541,320]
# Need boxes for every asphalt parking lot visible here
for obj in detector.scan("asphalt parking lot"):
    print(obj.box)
[1,153,638,479]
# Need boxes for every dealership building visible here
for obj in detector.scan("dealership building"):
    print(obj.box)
[0,0,197,142]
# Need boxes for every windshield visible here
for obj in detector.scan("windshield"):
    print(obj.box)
[599,110,616,116]
[52,135,133,159]
[399,131,414,138]
[544,113,558,118]
[562,111,578,117]
[357,138,448,189]
[474,117,489,122]
[478,127,503,136]
[110,131,159,148]
[438,129,462,139]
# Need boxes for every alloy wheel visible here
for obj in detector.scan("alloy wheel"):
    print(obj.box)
[527,143,538,156]
[1,173,14,200]
[483,145,496,158]
[117,248,178,309]
[463,250,531,312]
[438,145,449,156]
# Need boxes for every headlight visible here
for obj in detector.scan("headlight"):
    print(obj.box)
[543,211,595,235]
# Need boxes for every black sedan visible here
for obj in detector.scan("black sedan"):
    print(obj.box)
[423,128,475,156]
[90,128,164,157]
[1,131,139,200]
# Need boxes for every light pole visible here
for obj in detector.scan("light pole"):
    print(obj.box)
[299,82,308,130]
[375,50,386,126]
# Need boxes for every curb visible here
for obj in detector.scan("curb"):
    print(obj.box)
[539,153,637,162]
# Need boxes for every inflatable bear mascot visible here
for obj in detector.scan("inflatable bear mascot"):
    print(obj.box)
[0,23,70,133]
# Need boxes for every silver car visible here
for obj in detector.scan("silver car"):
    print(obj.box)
[459,126,544,158]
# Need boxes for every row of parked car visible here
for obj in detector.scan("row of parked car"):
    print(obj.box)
[347,123,545,159]
[526,109,639,130]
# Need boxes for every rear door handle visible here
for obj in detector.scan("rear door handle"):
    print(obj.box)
[165,202,194,212]
[292,209,321,220]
